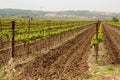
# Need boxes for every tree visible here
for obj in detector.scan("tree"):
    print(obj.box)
[112,17,119,22]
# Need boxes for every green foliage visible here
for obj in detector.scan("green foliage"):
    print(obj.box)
[91,67,100,74]
[0,31,11,39]
[91,36,99,46]
[0,19,95,43]
[107,65,114,71]
[91,23,103,47]
[0,76,4,80]
[0,67,4,80]
[112,17,119,22]
[97,60,105,66]
[107,22,120,27]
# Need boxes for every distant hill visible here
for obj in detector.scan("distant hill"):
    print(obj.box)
[0,8,120,20]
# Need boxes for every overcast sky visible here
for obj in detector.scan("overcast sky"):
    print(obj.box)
[0,0,120,13]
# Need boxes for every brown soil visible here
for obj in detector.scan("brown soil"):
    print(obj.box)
[16,25,96,80]
[102,75,120,80]
[0,25,92,68]
[103,24,120,64]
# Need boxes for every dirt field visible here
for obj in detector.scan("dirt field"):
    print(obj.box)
[1,23,120,80]
[16,25,96,80]
[103,24,120,64]
[0,25,91,67]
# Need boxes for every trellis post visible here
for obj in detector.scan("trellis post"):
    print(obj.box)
[12,21,15,58]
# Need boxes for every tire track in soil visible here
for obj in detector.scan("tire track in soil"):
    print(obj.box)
[18,25,96,80]
[103,24,120,64]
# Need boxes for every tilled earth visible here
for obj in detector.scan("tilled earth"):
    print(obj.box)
[17,25,96,80]
[103,24,120,64]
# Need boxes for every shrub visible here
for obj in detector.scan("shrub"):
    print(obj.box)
[107,65,114,71]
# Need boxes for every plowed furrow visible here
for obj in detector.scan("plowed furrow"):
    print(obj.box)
[103,24,120,63]
[18,25,96,80]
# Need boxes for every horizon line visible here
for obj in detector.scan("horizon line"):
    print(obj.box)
[0,8,120,13]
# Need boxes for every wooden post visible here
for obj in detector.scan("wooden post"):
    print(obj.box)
[48,20,51,49]
[27,19,31,54]
[28,19,30,33]
[0,19,2,31]
[95,20,100,63]
[12,21,15,58]
[0,19,2,49]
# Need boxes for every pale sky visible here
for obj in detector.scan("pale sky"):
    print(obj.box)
[0,0,120,13]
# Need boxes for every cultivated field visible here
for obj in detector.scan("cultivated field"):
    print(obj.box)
[0,19,119,80]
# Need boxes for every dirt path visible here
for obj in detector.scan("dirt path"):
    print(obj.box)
[16,25,96,80]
